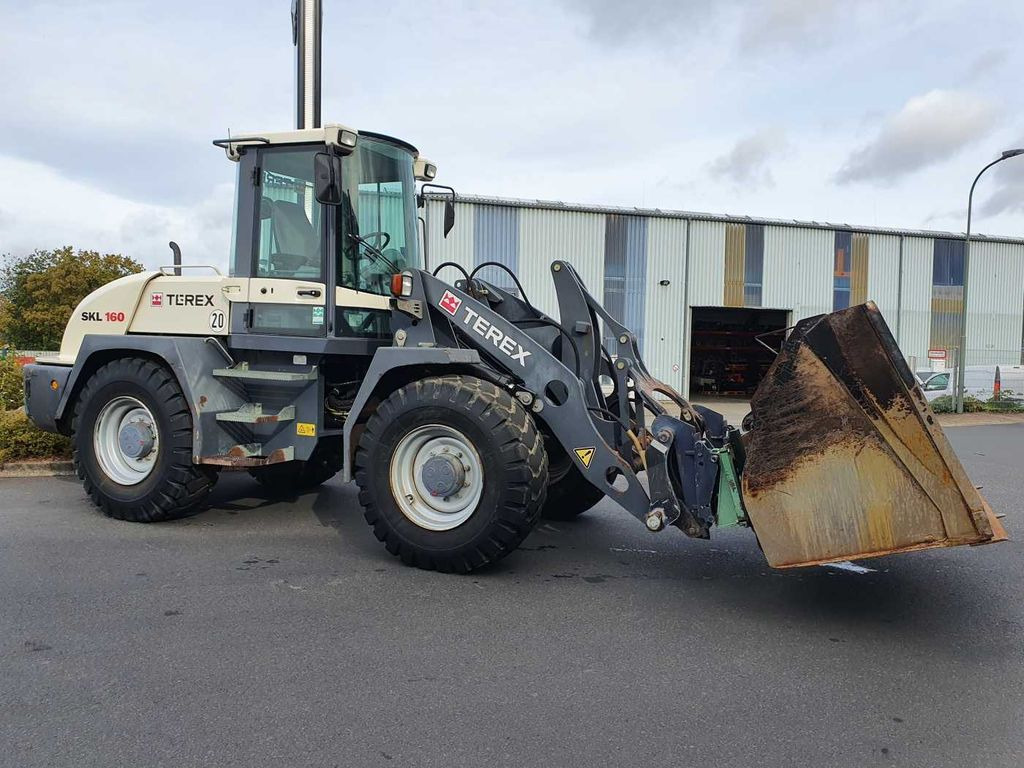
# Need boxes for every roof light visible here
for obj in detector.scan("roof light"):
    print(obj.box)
[414,158,438,181]
[339,129,358,148]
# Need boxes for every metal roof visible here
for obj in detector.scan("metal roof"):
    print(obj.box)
[431,192,1024,245]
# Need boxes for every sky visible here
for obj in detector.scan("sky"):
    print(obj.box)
[1,0,1023,270]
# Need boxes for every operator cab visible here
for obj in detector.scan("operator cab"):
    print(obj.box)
[217,124,437,341]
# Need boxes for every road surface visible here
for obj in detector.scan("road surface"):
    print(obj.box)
[2,424,1021,767]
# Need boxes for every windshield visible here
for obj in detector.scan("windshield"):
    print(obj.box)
[338,137,422,295]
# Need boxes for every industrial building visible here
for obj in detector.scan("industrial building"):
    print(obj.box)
[421,195,1024,398]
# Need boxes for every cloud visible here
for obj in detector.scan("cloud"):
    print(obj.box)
[708,130,788,188]
[738,0,843,51]
[963,48,1008,83]
[559,0,722,44]
[0,154,233,271]
[836,90,998,184]
[562,0,846,52]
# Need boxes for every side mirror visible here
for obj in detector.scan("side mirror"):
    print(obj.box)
[313,152,343,205]
[444,199,455,238]
[420,183,457,239]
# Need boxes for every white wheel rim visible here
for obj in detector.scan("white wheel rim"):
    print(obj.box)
[389,424,484,531]
[93,396,159,486]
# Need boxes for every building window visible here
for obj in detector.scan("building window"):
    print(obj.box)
[929,238,965,357]
[744,224,764,307]
[932,238,965,287]
[472,205,519,295]
[833,231,852,311]
[603,215,647,351]
[724,223,763,307]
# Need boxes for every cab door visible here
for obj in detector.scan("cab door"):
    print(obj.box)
[244,146,329,337]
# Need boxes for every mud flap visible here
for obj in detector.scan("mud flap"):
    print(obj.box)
[742,302,1007,568]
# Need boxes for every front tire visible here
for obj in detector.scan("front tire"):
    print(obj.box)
[72,357,216,522]
[540,441,605,520]
[355,375,548,573]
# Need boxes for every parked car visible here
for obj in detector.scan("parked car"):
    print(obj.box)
[920,365,1024,402]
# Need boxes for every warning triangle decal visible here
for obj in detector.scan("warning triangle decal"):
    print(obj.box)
[574,447,596,468]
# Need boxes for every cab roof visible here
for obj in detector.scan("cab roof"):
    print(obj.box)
[213,123,420,162]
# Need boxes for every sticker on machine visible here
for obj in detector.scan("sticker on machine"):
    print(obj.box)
[574,447,596,468]
[438,290,462,316]
[150,292,163,307]
[209,309,226,332]
[296,423,316,437]
[311,306,324,326]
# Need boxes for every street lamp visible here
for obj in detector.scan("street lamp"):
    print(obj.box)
[954,148,1024,413]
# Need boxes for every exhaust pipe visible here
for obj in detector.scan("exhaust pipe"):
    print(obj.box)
[292,0,322,129]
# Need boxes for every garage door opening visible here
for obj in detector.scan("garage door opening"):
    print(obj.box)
[689,307,790,398]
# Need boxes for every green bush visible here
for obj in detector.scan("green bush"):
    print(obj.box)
[0,355,24,411]
[929,394,1024,414]
[0,409,72,464]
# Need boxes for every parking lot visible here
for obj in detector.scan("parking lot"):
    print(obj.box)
[2,423,1022,768]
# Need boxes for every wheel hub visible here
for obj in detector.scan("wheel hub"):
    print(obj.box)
[93,396,160,486]
[389,425,484,531]
[420,454,465,498]
[118,419,155,459]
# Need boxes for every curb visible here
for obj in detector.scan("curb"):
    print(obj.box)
[0,460,75,478]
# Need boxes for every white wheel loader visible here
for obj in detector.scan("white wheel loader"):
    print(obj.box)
[21,122,1006,572]
[20,0,1006,572]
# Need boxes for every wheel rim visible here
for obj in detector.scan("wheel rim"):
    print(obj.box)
[93,396,159,486]
[389,424,484,531]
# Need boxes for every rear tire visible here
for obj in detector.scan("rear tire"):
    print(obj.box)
[71,357,216,522]
[540,441,605,520]
[249,437,342,492]
[355,375,547,573]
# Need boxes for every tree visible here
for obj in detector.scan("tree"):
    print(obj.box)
[0,247,143,350]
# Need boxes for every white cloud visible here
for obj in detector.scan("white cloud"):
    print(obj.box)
[0,155,233,272]
[836,90,998,184]
[708,130,788,188]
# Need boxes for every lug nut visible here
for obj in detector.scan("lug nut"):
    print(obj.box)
[645,510,664,531]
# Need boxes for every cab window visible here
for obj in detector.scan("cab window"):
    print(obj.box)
[338,137,421,295]
[255,149,325,281]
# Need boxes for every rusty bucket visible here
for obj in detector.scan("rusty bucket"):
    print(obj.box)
[741,302,1006,568]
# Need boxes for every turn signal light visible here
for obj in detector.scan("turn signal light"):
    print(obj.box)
[390,271,414,298]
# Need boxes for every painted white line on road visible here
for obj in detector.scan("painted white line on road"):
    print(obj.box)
[823,561,876,574]
[610,547,659,554]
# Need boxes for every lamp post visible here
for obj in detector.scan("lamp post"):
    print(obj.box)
[954,148,1024,413]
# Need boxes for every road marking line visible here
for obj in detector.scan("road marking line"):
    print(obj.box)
[824,561,876,574]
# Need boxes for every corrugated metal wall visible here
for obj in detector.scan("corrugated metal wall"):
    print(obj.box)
[424,200,476,276]
[898,236,934,365]
[644,218,688,388]
[473,205,519,294]
[603,215,648,350]
[425,198,1024,382]
[762,226,832,321]
[966,240,1024,365]
[516,206,605,318]
[687,220,726,306]
[865,234,901,325]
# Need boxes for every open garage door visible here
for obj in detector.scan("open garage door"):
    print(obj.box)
[689,307,789,398]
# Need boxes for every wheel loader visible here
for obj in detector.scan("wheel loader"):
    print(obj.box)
[21,124,1006,573]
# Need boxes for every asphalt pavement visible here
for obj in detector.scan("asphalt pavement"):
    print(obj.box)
[2,424,1022,768]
